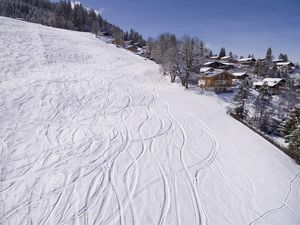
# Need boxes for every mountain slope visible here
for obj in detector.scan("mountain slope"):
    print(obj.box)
[0,17,299,225]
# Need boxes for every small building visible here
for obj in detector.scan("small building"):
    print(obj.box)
[233,72,250,80]
[238,57,256,64]
[203,61,225,69]
[253,78,285,94]
[198,70,235,92]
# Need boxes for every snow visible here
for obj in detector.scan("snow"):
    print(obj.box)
[0,17,300,225]
[221,56,231,60]
[71,1,81,9]
[71,1,102,15]
[233,72,248,77]
[200,67,214,73]
[263,78,284,83]
[238,58,256,62]
[254,78,284,87]
[276,62,293,66]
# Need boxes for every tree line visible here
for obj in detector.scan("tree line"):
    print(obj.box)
[145,34,209,88]
[0,0,145,45]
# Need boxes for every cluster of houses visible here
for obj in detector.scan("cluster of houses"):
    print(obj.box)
[197,56,295,94]
[97,31,297,95]
[96,32,145,56]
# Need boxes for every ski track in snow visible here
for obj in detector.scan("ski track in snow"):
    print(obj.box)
[0,17,300,225]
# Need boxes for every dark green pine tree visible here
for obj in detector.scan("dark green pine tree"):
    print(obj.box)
[219,47,226,58]
[233,78,251,120]
[266,47,273,62]
[270,64,278,78]
[55,3,66,28]
[280,106,300,142]
[279,53,289,62]
[254,83,273,131]
[288,126,300,158]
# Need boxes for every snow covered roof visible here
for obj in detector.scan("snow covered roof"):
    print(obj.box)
[210,56,219,59]
[221,56,231,60]
[204,69,228,78]
[253,81,278,87]
[233,72,248,77]
[203,61,225,67]
[222,63,235,66]
[200,67,215,73]
[276,62,294,66]
[263,78,284,83]
[204,61,216,66]
[238,57,256,62]
[273,59,284,63]
[254,78,285,87]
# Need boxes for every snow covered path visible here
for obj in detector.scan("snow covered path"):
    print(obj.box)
[0,17,299,225]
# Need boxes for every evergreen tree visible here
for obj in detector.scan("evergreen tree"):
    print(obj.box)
[209,50,213,57]
[55,3,66,28]
[266,47,273,62]
[254,60,269,77]
[233,78,251,119]
[288,126,300,158]
[270,64,278,78]
[280,106,300,142]
[219,47,226,58]
[0,0,145,43]
[229,51,233,58]
[254,83,273,131]
[279,53,288,62]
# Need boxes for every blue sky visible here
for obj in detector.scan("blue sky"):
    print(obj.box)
[62,0,300,62]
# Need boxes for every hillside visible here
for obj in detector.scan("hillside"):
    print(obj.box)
[0,17,299,225]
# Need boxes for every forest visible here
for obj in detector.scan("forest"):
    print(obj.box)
[0,0,145,45]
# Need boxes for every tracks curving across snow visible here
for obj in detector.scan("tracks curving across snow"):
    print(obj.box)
[1,17,300,225]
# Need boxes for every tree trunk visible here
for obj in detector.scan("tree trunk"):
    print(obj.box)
[185,72,190,89]
[171,75,176,83]
[180,76,185,86]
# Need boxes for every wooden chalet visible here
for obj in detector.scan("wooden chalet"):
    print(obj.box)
[198,70,235,92]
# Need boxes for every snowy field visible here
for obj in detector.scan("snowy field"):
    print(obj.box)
[0,17,299,225]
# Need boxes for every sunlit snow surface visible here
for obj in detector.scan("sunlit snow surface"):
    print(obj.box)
[0,17,299,225]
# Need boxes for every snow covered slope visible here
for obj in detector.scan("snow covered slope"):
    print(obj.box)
[0,17,299,225]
